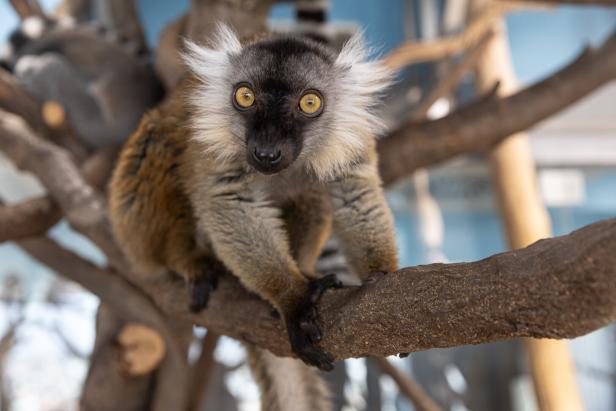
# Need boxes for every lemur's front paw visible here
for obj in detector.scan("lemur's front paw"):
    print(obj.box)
[286,274,342,371]
[187,258,226,313]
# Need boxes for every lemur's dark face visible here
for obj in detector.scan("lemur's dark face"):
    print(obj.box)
[185,26,392,180]
[229,38,333,174]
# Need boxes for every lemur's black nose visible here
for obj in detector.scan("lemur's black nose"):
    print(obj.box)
[252,147,282,166]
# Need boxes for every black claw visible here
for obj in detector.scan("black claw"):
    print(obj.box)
[308,273,343,303]
[186,258,226,312]
[188,278,210,313]
[398,352,410,358]
[286,274,342,371]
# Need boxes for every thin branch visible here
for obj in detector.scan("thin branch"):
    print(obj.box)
[189,331,220,411]
[372,357,443,411]
[8,0,45,20]
[96,0,148,55]
[0,145,118,244]
[411,29,494,120]
[51,322,89,359]
[52,0,91,22]
[379,30,616,185]
[383,2,524,70]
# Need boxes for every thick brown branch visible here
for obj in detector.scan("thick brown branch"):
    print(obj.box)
[0,197,61,242]
[0,145,116,243]
[151,217,616,361]
[16,236,190,410]
[379,31,616,185]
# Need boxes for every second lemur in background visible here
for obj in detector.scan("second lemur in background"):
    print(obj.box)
[109,25,398,372]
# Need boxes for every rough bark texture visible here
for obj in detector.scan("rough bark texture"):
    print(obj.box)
[151,217,616,361]
[379,31,616,185]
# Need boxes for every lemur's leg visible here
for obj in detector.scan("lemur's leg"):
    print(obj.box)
[327,162,399,281]
[191,169,337,370]
[109,115,223,313]
[282,191,333,279]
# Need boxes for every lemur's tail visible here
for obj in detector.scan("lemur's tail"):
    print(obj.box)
[245,344,332,411]
[294,0,331,42]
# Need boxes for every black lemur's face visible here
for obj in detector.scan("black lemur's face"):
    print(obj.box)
[228,38,335,174]
[185,26,392,180]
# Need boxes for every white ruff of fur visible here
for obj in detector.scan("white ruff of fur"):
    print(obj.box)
[306,32,393,181]
[182,25,245,164]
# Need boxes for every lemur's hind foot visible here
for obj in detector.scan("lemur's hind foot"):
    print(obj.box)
[185,257,227,313]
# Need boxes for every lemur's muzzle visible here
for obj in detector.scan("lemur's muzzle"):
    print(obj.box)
[247,141,292,174]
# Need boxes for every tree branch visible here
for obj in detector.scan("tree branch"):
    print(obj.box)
[52,0,91,22]
[372,357,442,411]
[0,197,61,242]
[150,217,616,361]
[189,331,220,411]
[16,236,191,410]
[8,0,45,20]
[0,108,125,266]
[0,144,117,244]
[383,2,524,71]
[411,29,494,120]
[379,31,616,185]
[96,0,148,55]
[0,69,88,161]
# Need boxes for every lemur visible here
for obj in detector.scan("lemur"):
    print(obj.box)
[108,23,398,407]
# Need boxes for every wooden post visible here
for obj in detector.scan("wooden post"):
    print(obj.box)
[474,13,585,411]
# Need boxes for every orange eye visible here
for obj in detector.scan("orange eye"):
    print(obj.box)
[234,86,255,109]
[299,92,323,116]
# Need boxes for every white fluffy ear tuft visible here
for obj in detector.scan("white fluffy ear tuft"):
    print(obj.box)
[306,31,393,180]
[182,24,241,81]
[329,31,393,146]
[210,23,242,54]
[182,24,245,164]
[335,30,370,68]
[335,31,393,99]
